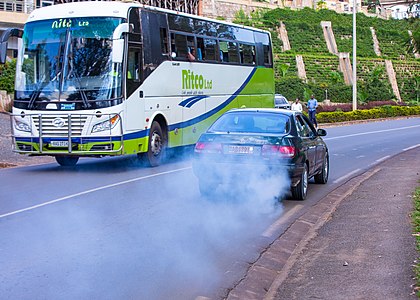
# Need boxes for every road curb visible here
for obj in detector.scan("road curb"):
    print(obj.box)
[226,167,382,300]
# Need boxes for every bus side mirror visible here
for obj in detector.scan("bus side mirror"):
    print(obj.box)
[0,28,23,64]
[112,39,124,63]
[111,23,131,64]
[0,42,7,64]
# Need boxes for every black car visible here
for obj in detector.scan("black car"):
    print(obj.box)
[192,108,329,200]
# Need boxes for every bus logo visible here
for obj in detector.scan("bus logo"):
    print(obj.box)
[182,70,212,91]
[52,117,65,128]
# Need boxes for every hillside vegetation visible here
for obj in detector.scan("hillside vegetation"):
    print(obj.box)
[235,8,420,105]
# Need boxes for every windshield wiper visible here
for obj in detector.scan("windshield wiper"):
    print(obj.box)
[64,29,90,109]
[27,75,46,109]
[67,67,91,109]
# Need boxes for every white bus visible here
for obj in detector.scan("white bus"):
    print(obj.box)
[0,1,275,166]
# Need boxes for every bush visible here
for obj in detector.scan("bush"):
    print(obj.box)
[0,59,16,94]
[275,76,307,100]
[317,100,406,112]
[317,105,420,123]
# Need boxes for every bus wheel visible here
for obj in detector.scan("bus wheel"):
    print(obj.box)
[145,121,166,167]
[55,156,79,166]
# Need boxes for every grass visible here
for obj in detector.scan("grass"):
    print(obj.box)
[412,184,420,296]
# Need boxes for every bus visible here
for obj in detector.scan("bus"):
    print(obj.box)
[0,1,275,166]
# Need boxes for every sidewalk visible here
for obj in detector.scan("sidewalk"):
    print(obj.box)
[0,112,54,167]
[274,147,419,299]
[228,147,420,299]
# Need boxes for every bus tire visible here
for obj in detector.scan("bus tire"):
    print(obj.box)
[55,156,79,166]
[145,121,166,167]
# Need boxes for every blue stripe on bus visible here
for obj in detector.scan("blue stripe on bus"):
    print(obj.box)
[16,136,128,143]
[179,95,207,107]
[185,96,208,108]
[169,67,257,131]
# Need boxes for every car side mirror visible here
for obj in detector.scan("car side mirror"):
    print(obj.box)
[317,128,327,136]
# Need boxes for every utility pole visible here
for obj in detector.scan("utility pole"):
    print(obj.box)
[352,0,357,111]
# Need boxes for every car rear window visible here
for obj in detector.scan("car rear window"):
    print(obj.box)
[209,112,290,134]
[275,96,287,105]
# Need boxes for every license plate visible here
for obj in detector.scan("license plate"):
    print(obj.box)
[227,145,255,154]
[50,141,69,147]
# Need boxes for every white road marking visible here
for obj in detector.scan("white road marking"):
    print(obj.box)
[324,124,420,141]
[375,155,391,163]
[0,167,191,219]
[333,168,361,184]
[356,155,365,159]
[403,144,420,151]
[262,205,304,238]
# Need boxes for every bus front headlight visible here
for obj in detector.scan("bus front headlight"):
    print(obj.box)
[15,119,31,132]
[92,114,120,133]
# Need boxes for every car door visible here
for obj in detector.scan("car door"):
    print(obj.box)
[295,114,317,175]
[301,114,327,174]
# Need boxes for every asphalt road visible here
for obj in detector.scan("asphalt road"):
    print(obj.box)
[0,116,419,299]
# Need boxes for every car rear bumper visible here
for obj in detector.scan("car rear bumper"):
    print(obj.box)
[193,159,305,187]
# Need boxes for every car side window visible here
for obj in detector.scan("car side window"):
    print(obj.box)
[301,114,317,136]
[296,115,311,137]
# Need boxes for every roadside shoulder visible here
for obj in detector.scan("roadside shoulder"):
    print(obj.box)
[226,146,420,299]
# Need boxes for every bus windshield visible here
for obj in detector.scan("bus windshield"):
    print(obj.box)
[15,17,124,110]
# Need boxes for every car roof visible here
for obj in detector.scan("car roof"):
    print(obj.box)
[227,108,298,116]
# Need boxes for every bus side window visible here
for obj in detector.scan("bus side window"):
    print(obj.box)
[263,44,271,66]
[203,38,217,62]
[186,35,195,60]
[170,32,176,58]
[126,47,141,97]
[219,41,228,62]
[128,8,141,43]
[172,33,188,60]
[228,42,239,63]
[196,37,204,60]
[160,28,169,55]
[240,44,255,65]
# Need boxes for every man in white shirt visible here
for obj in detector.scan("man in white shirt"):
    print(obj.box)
[291,98,303,112]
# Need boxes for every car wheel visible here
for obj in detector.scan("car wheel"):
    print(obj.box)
[55,156,79,166]
[291,164,308,200]
[314,154,329,184]
[144,121,166,167]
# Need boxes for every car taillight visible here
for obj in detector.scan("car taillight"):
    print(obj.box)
[262,145,296,158]
[194,142,222,154]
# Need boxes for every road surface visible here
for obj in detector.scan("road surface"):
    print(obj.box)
[0,117,419,299]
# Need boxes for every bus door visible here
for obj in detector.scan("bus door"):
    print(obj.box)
[140,10,178,137]
[125,8,143,131]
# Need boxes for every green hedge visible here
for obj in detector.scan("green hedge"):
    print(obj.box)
[412,186,420,298]
[0,59,16,94]
[317,105,420,123]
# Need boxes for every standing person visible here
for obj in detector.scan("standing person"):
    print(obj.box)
[307,94,318,127]
[291,98,303,112]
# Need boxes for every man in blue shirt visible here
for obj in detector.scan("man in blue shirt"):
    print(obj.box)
[307,94,318,127]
